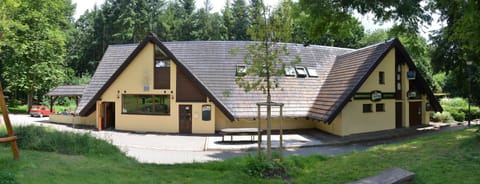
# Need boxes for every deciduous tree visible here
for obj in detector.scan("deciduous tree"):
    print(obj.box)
[0,0,75,110]
[235,0,299,160]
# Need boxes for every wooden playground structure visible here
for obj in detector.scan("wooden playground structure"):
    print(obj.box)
[0,32,20,159]
[0,83,20,159]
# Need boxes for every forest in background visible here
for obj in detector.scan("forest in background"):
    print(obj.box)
[0,0,479,109]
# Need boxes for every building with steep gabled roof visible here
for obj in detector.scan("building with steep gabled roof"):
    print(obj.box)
[50,33,441,136]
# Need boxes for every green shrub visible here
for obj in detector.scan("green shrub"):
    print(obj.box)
[440,97,480,121]
[5,105,28,114]
[450,111,465,122]
[244,154,286,179]
[460,106,480,120]
[0,171,16,184]
[431,111,454,123]
[0,125,123,157]
[441,97,467,107]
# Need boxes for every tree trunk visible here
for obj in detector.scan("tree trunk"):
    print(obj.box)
[27,92,33,113]
[266,94,272,160]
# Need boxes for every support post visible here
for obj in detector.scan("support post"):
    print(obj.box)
[50,96,59,113]
[257,104,261,158]
[468,73,472,127]
[467,60,473,127]
[97,101,103,131]
[0,83,20,159]
[279,104,283,161]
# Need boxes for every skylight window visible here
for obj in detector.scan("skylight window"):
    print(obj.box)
[295,67,307,77]
[236,65,247,76]
[285,66,296,76]
[306,67,318,77]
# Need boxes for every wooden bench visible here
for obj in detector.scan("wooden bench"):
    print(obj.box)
[219,128,263,142]
[348,167,415,184]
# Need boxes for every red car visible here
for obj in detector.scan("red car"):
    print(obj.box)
[29,105,52,117]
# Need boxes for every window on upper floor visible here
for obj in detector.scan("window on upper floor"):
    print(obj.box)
[155,60,170,68]
[154,45,170,89]
[379,71,385,84]
[295,66,307,78]
[236,64,247,76]
[285,66,296,77]
[307,67,318,77]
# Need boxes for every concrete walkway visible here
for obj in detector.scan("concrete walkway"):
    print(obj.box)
[4,114,474,164]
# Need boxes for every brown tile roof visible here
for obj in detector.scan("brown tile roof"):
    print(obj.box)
[76,34,441,122]
[163,41,353,119]
[46,85,86,96]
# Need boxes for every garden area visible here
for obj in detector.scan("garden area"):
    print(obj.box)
[431,97,480,123]
[1,125,479,183]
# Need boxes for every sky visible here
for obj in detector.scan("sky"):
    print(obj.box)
[72,0,281,18]
[72,0,442,40]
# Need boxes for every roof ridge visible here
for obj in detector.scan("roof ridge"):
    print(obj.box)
[161,40,355,51]
[336,38,396,59]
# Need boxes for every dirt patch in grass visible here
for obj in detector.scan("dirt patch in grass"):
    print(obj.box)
[263,166,292,184]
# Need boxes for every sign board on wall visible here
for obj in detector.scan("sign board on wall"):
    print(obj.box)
[370,90,383,101]
[407,90,417,98]
[407,70,415,80]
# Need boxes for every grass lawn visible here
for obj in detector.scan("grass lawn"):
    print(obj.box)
[1,126,479,183]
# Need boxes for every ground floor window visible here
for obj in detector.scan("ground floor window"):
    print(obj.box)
[363,104,373,113]
[122,94,170,115]
[376,103,385,112]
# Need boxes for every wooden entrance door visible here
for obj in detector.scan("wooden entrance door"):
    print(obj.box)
[409,102,422,126]
[179,105,192,134]
[395,102,403,128]
[103,102,115,129]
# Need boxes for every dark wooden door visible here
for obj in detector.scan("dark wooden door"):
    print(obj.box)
[179,105,192,134]
[103,102,115,129]
[409,102,422,126]
[395,102,403,128]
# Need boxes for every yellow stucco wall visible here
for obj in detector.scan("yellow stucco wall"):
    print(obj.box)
[337,48,396,136]
[80,112,96,125]
[214,107,316,131]
[315,115,343,136]
[97,42,216,134]
[341,100,396,135]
